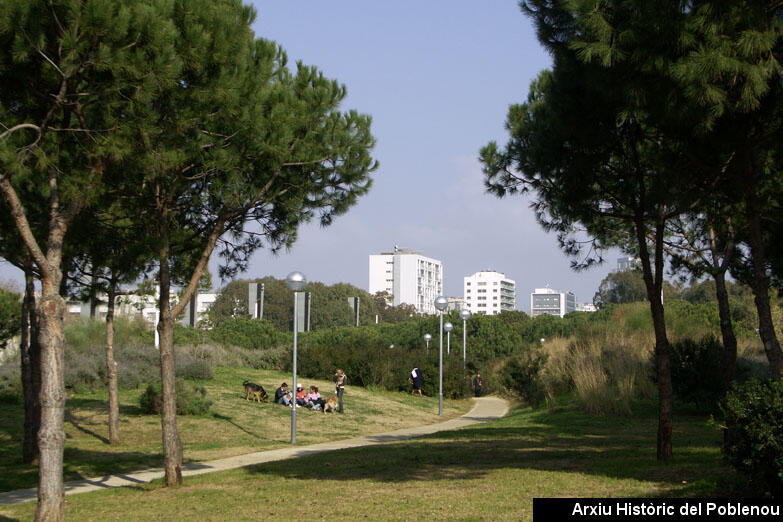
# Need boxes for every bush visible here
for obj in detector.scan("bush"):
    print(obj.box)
[139,378,212,415]
[663,336,725,410]
[206,317,288,350]
[721,379,783,497]
[175,352,214,380]
[501,351,547,407]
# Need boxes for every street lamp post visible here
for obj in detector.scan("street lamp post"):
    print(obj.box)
[460,309,471,367]
[433,296,448,416]
[444,322,453,355]
[423,333,431,351]
[286,271,306,444]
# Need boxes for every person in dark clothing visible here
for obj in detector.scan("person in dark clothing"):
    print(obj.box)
[334,368,347,413]
[473,373,483,397]
[410,366,423,396]
[274,383,291,406]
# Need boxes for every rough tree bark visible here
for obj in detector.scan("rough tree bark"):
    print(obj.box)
[21,264,41,464]
[636,206,673,461]
[105,281,120,444]
[744,159,783,379]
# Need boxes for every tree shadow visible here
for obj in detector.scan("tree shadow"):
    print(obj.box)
[64,409,109,445]
[244,405,751,497]
[210,413,260,439]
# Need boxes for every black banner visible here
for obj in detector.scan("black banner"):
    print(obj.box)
[533,498,781,522]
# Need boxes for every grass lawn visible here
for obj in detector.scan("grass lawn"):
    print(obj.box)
[0,367,469,493]
[0,394,752,521]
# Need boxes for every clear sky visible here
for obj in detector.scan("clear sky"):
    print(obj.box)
[0,1,621,310]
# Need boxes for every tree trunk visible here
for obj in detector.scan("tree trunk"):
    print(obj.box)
[35,278,66,522]
[106,281,120,444]
[744,161,783,379]
[157,206,183,486]
[21,265,41,464]
[713,271,737,389]
[636,212,673,461]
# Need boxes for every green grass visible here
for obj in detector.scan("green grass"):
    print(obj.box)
[0,366,469,493]
[0,397,751,521]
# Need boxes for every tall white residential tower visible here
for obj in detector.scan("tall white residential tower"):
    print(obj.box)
[368,246,443,314]
[463,270,516,315]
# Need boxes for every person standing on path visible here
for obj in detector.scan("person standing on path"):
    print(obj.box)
[334,368,347,413]
[473,372,483,397]
[410,366,423,396]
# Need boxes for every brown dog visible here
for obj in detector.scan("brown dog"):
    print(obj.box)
[323,395,338,413]
[243,381,269,403]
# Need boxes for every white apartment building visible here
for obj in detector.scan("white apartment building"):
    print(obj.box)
[530,287,576,318]
[463,270,516,315]
[369,246,443,314]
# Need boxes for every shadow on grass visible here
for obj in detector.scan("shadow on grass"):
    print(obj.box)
[211,413,260,439]
[245,404,750,497]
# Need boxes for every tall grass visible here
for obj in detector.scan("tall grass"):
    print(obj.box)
[534,328,655,416]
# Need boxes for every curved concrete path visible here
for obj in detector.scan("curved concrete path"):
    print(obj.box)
[0,396,508,506]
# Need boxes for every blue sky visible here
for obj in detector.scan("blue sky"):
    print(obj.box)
[0,1,620,309]
[241,0,618,308]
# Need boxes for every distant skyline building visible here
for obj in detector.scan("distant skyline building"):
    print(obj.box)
[368,246,443,314]
[446,296,465,312]
[463,270,516,315]
[617,256,641,272]
[530,287,576,318]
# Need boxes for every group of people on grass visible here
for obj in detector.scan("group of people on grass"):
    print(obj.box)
[273,368,346,413]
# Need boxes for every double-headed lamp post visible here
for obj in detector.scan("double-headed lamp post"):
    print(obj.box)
[460,309,471,367]
[286,271,306,444]
[444,322,453,355]
[433,295,448,416]
[423,333,431,351]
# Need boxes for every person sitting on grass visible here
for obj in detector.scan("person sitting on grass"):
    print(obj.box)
[295,383,308,407]
[306,385,322,411]
[275,383,291,406]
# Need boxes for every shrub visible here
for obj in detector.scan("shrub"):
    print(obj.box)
[662,336,725,409]
[175,352,214,380]
[139,378,212,415]
[206,317,288,350]
[721,379,783,498]
[501,351,547,407]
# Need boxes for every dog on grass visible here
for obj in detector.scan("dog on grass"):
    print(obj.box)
[243,381,269,403]
[323,395,338,413]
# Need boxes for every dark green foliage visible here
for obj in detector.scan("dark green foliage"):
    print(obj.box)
[660,336,725,409]
[206,317,288,350]
[721,379,783,497]
[0,286,20,348]
[173,324,207,346]
[139,379,212,416]
[501,351,547,407]
[207,277,398,331]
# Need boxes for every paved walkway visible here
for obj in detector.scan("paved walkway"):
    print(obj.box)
[0,396,508,506]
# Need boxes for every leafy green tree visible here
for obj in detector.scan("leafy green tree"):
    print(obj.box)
[371,291,419,324]
[594,270,651,307]
[481,0,716,460]
[0,1,179,517]
[110,0,378,486]
[669,1,783,378]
